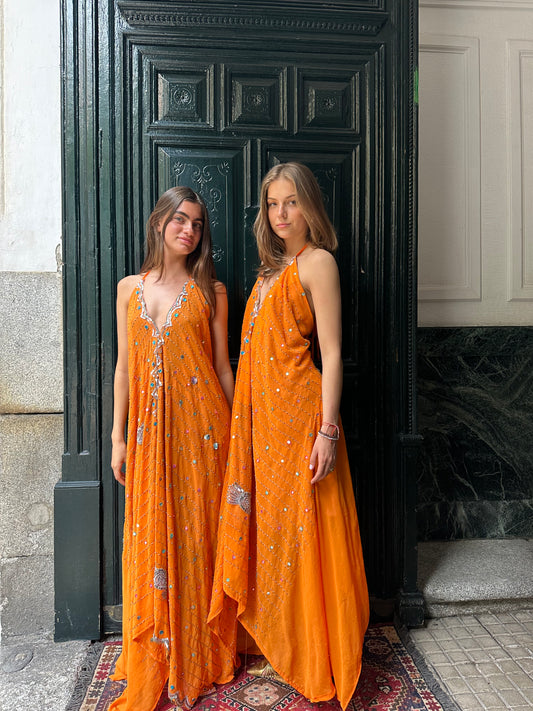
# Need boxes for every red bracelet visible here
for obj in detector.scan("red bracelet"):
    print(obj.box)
[322,421,339,436]
[319,422,339,441]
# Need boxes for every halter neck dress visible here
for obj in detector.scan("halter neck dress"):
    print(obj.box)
[209,252,369,710]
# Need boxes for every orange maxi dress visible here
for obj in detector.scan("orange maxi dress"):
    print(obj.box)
[209,255,369,710]
[110,276,235,711]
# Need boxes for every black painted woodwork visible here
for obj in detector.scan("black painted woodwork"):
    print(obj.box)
[55,0,422,641]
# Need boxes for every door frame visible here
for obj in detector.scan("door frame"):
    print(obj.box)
[54,0,423,641]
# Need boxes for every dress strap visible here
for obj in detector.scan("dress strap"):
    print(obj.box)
[295,244,308,258]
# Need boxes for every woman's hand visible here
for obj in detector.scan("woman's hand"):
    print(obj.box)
[111,440,127,486]
[309,433,337,484]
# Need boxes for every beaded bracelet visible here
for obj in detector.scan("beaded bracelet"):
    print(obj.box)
[318,425,340,442]
[318,430,339,441]
[321,421,339,438]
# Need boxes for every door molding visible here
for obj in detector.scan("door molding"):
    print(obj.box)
[117,1,389,35]
[56,0,423,640]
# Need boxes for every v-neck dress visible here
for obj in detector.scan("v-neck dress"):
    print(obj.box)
[110,277,234,711]
[209,257,369,710]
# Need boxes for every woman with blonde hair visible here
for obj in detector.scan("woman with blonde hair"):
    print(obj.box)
[110,186,235,710]
[209,162,369,709]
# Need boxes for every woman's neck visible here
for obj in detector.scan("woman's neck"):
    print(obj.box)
[154,256,190,284]
[284,236,309,259]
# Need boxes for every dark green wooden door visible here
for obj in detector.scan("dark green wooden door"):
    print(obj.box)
[55,0,422,641]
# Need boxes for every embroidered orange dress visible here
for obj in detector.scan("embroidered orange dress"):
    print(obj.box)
[209,256,369,710]
[110,277,234,711]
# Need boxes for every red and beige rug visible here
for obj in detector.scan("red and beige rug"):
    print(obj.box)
[67,624,460,711]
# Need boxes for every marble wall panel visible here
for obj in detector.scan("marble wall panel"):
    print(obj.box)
[417,327,533,540]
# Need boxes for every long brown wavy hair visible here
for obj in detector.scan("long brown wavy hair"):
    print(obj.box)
[254,162,338,276]
[141,186,217,316]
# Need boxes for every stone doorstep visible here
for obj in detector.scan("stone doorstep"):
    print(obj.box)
[418,539,533,618]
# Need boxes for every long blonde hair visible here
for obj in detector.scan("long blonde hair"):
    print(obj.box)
[141,186,217,316]
[254,162,338,275]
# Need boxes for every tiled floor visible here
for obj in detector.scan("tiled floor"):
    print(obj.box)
[409,610,533,710]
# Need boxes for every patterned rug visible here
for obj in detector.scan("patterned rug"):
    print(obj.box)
[66,624,460,711]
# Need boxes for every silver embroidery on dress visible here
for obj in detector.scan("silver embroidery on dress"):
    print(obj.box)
[227,483,252,515]
[153,566,168,591]
[150,634,170,653]
[137,279,188,402]
[136,424,144,444]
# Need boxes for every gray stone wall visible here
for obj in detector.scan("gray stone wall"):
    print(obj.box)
[0,272,63,641]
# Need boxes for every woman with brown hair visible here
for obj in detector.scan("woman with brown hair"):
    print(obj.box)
[209,163,369,709]
[110,186,235,710]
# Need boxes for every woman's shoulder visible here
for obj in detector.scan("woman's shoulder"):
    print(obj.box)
[213,279,227,295]
[117,273,142,298]
[299,247,338,281]
[118,273,141,288]
[304,246,336,264]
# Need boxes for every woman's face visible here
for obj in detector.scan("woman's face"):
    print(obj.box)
[266,178,309,243]
[160,200,204,257]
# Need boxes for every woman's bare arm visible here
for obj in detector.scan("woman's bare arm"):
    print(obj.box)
[210,281,235,407]
[300,250,343,484]
[111,275,138,485]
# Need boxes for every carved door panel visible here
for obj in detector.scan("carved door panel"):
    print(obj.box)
[56,0,420,640]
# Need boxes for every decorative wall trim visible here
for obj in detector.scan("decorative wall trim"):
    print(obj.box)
[508,40,533,301]
[421,0,533,9]
[117,2,387,35]
[418,35,481,301]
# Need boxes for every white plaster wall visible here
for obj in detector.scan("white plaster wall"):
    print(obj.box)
[419,0,533,326]
[0,0,62,641]
[0,0,61,271]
